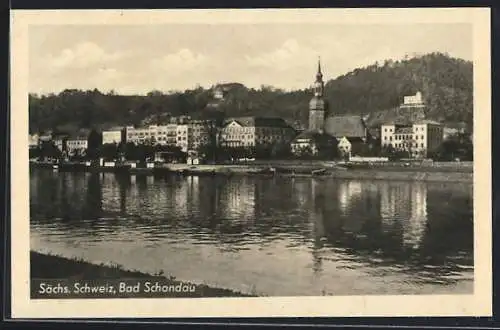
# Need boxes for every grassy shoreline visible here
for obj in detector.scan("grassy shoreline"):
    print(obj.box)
[30,251,254,297]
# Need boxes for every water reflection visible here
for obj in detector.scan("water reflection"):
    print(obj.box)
[30,169,474,295]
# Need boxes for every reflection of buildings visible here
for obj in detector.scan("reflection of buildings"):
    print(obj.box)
[187,176,200,214]
[379,181,428,248]
[219,177,256,221]
[404,182,428,249]
[291,180,310,208]
[100,173,121,213]
[173,179,189,218]
[337,180,363,215]
[310,179,325,274]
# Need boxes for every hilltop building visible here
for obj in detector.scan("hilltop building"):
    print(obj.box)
[399,91,426,122]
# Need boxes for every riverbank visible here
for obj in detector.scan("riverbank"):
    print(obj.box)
[30,160,473,183]
[158,164,473,183]
[30,251,253,297]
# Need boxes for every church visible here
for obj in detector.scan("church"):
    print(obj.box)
[290,59,369,158]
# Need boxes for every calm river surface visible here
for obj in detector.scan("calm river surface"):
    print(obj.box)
[30,169,474,296]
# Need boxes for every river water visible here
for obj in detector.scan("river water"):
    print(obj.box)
[30,169,474,296]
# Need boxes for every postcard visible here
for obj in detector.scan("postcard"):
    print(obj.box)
[10,8,492,318]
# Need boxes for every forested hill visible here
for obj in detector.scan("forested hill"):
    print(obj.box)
[29,52,472,133]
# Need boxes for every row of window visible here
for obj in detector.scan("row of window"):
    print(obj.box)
[383,126,429,133]
[384,134,426,141]
[67,141,87,145]
[384,142,425,148]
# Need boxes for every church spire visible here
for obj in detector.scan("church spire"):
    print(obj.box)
[313,57,324,97]
[316,57,323,81]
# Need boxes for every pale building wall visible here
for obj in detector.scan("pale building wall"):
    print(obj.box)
[102,130,122,145]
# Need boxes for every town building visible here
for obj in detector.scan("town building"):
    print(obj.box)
[176,124,189,152]
[188,119,210,151]
[52,133,69,152]
[66,135,89,156]
[102,127,124,145]
[323,115,368,158]
[381,119,443,158]
[443,122,468,140]
[290,59,369,158]
[308,60,329,133]
[290,131,336,157]
[124,123,193,151]
[220,116,295,148]
[125,125,161,145]
[29,134,39,149]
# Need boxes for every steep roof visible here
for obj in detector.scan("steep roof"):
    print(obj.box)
[293,130,322,140]
[224,116,290,128]
[324,115,367,138]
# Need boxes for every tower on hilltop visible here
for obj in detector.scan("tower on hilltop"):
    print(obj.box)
[308,57,328,132]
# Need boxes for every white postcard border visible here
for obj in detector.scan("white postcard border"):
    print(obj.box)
[10,8,492,318]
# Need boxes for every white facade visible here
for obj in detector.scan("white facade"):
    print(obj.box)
[66,138,88,155]
[337,137,352,156]
[188,120,210,151]
[403,91,424,106]
[381,121,443,157]
[29,134,39,148]
[290,136,318,155]
[221,121,256,147]
[126,125,160,145]
[125,124,191,150]
[176,124,189,152]
[102,129,122,145]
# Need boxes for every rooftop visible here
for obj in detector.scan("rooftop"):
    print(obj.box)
[224,116,291,128]
[324,115,366,138]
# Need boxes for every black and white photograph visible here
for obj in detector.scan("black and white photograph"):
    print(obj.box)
[10,8,491,318]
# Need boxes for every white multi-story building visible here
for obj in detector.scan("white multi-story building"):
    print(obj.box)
[102,127,123,145]
[188,120,210,151]
[221,117,295,148]
[176,124,189,152]
[125,125,159,145]
[66,136,88,155]
[125,124,191,150]
[381,120,443,158]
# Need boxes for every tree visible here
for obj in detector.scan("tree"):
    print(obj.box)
[197,108,226,163]
[99,143,119,160]
[39,141,62,160]
[86,129,102,159]
[431,132,473,161]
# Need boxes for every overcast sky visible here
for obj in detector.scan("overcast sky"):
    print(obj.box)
[29,23,472,95]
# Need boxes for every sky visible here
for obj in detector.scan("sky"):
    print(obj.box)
[29,23,472,95]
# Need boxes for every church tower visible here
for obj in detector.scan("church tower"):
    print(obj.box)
[309,58,328,132]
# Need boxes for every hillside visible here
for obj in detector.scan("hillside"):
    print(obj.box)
[29,52,472,133]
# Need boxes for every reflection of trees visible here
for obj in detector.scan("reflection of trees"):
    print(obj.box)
[81,173,103,221]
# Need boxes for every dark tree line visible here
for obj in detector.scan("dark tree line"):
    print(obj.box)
[29,52,473,135]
